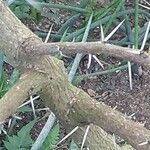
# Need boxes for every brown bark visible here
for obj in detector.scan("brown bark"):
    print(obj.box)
[32,42,150,68]
[0,1,150,150]
[0,70,46,123]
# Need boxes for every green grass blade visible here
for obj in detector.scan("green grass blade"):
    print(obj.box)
[134,0,139,49]
[60,27,69,42]
[0,73,8,98]
[121,6,133,43]
[140,21,150,50]
[69,140,79,150]
[68,12,93,82]
[76,64,129,80]
[79,0,90,8]
[37,9,149,42]
[8,68,19,88]
[0,51,4,79]
[95,0,120,20]
[64,9,149,41]
[104,0,125,34]
[47,3,87,13]
[57,13,80,37]
[82,12,93,42]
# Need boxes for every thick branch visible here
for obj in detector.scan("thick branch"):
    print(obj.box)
[0,1,59,67]
[0,71,46,123]
[0,60,122,150]
[0,56,146,150]
[34,57,150,150]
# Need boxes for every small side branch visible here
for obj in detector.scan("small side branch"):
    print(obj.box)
[32,42,150,67]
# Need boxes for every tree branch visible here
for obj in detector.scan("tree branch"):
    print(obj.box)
[0,70,46,123]
[29,42,150,68]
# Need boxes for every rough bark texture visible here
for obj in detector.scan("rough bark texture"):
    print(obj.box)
[38,42,150,67]
[0,71,46,123]
[0,1,150,150]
